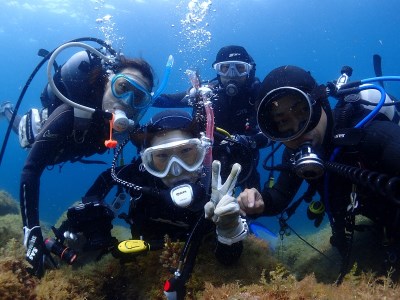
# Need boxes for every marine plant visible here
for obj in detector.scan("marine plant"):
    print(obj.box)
[2,188,400,299]
[0,190,19,216]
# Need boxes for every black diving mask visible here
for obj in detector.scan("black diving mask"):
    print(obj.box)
[257,86,322,142]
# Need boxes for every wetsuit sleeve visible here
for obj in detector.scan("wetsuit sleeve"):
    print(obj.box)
[83,163,139,202]
[20,104,74,228]
[261,148,303,216]
[152,91,189,108]
[83,167,116,202]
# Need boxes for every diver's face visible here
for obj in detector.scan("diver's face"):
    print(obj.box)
[270,94,310,136]
[150,130,200,187]
[102,68,152,119]
[284,108,328,150]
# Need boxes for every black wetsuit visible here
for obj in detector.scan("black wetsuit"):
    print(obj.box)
[83,157,243,266]
[154,78,269,190]
[259,107,400,255]
[20,51,109,230]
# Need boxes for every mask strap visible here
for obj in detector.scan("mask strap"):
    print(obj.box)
[105,113,118,148]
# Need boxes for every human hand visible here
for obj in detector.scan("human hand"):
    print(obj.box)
[326,81,338,97]
[204,160,248,245]
[23,226,49,278]
[237,188,265,216]
[188,86,213,99]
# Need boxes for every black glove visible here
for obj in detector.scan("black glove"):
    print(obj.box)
[252,132,271,148]
[232,134,256,149]
[23,226,47,278]
[326,81,338,97]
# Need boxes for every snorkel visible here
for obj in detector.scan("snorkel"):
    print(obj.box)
[130,55,174,127]
[153,55,174,100]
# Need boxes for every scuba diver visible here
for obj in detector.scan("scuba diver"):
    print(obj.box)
[153,45,270,190]
[238,65,400,281]
[0,39,174,278]
[54,109,247,299]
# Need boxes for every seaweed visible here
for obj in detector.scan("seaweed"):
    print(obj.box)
[0,190,19,216]
[2,188,400,299]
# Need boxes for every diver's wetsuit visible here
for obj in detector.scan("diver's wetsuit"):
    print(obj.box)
[258,109,400,255]
[20,51,109,231]
[83,157,243,266]
[155,78,269,190]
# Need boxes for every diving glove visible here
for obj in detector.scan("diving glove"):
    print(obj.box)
[204,160,248,245]
[23,226,47,278]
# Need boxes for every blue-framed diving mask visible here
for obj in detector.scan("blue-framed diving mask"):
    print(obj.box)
[111,74,153,109]
[213,61,253,78]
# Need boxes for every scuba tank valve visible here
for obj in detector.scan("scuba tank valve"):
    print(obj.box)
[335,66,353,90]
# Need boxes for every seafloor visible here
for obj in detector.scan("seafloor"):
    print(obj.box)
[1,189,400,299]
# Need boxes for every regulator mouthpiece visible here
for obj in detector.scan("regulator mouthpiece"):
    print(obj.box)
[113,109,130,132]
[225,83,238,97]
[293,143,325,180]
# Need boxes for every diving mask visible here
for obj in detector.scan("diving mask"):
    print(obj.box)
[111,74,153,109]
[257,86,322,142]
[213,61,253,77]
[141,138,211,178]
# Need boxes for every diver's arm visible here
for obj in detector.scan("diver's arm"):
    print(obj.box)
[261,149,303,216]
[152,91,189,108]
[20,104,76,277]
[83,161,141,203]
[20,104,75,228]
[82,167,116,203]
[238,148,303,217]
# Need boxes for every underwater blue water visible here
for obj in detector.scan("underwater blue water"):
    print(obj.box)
[1,0,400,241]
